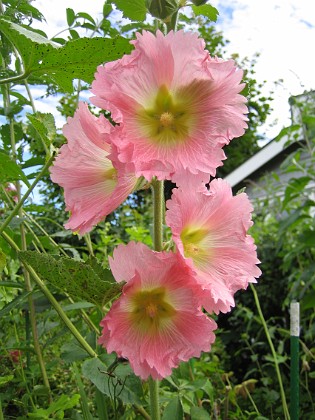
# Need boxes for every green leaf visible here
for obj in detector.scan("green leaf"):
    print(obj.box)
[18,251,123,306]
[0,19,133,92]
[191,4,219,21]
[298,229,315,248]
[114,0,147,21]
[190,406,211,420]
[0,18,59,72]
[162,396,183,420]
[27,112,56,150]
[77,12,96,25]
[0,151,30,186]
[61,341,90,363]
[0,375,14,386]
[0,290,33,317]
[0,247,6,273]
[82,357,143,404]
[40,36,133,92]
[28,394,81,418]
[0,281,24,288]
[301,290,315,311]
[66,8,76,26]
[146,0,178,20]
[282,176,311,210]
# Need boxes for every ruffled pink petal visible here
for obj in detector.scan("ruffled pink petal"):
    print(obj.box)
[166,178,261,314]
[100,243,216,380]
[91,30,248,181]
[50,102,137,234]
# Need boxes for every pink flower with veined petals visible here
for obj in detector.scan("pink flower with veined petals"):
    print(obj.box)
[166,179,261,314]
[91,30,248,181]
[50,102,138,234]
[98,242,217,380]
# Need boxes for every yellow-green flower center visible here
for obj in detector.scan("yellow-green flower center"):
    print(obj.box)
[180,226,210,270]
[103,166,118,194]
[130,287,176,334]
[136,85,195,147]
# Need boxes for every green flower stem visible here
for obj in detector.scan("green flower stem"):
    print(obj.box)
[165,10,179,33]
[0,72,29,85]
[148,179,165,420]
[148,377,161,420]
[0,153,55,235]
[250,284,290,420]
[1,231,98,358]
[151,179,164,252]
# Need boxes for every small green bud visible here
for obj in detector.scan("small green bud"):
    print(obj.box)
[146,0,179,20]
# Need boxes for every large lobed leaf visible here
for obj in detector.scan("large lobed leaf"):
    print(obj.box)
[0,18,133,92]
[113,0,147,21]
[18,251,123,306]
[191,4,219,21]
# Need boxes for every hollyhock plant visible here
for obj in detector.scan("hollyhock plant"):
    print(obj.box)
[166,178,261,314]
[98,241,217,380]
[91,30,248,181]
[50,102,138,234]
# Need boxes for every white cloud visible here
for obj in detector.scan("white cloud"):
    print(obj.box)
[212,0,315,139]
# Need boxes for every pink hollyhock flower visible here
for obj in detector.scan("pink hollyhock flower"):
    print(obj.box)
[166,178,261,314]
[91,30,248,181]
[50,102,138,234]
[99,242,217,380]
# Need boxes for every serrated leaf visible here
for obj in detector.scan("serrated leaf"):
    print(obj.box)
[0,19,133,92]
[191,4,219,21]
[114,0,146,21]
[18,251,123,306]
[27,112,56,149]
[40,36,133,92]
[162,396,183,420]
[82,357,143,404]
[0,18,59,71]
[0,151,30,186]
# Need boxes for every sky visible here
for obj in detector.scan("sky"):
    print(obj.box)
[30,0,315,142]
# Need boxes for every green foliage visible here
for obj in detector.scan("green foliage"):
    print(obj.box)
[191,4,219,21]
[27,394,81,418]
[114,0,147,21]
[162,396,184,419]
[18,251,123,307]
[82,357,144,405]
[0,19,133,92]
[0,151,30,185]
